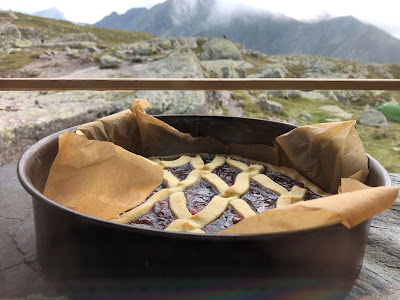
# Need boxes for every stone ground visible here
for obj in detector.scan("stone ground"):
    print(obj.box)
[0,163,399,299]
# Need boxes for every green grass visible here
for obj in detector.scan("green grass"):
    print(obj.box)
[389,64,400,79]
[232,90,400,172]
[232,90,266,119]
[241,53,272,68]
[0,50,42,72]
[285,64,307,78]
[355,123,400,173]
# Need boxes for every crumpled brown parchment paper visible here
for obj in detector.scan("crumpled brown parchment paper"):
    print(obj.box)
[43,99,398,234]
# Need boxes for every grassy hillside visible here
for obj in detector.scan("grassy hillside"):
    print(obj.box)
[0,11,155,47]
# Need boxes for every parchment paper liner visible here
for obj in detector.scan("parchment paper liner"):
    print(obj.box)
[43,99,398,234]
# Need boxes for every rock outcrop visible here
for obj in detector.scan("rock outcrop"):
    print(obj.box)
[200,38,242,61]
[358,106,389,128]
[201,60,252,78]
[100,55,122,69]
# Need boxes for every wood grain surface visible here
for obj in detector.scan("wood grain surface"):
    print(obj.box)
[1,78,400,91]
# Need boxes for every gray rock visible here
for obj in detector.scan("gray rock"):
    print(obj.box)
[320,105,353,119]
[44,33,103,49]
[301,91,326,100]
[201,60,252,78]
[299,112,312,121]
[248,64,288,78]
[0,23,21,39]
[358,106,389,128]
[200,38,242,61]
[118,42,159,56]
[177,37,198,49]
[13,39,32,48]
[267,90,289,99]
[131,50,209,114]
[99,55,122,69]
[299,90,338,101]
[147,38,172,49]
[0,164,47,297]
[258,99,283,113]
[333,90,369,103]
[58,32,103,45]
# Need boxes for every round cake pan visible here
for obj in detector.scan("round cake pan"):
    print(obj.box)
[17,115,390,284]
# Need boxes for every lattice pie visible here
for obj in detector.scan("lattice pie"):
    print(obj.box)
[112,154,329,234]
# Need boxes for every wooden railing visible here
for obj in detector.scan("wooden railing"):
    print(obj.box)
[0,78,400,91]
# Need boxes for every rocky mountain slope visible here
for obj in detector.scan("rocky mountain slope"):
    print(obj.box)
[1,11,400,170]
[95,0,400,64]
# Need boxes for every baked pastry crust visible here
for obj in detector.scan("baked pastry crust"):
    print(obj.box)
[111,153,330,233]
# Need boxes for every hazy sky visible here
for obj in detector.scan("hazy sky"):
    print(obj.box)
[2,0,400,37]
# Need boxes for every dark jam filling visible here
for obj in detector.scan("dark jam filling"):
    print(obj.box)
[263,168,321,200]
[200,155,215,164]
[128,155,321,233]
[242,180,279,213]
[203,205,242,234]
[130,199,176,230]
[213,163,242,186]
[184,179,218,214]
[168,162,193,181]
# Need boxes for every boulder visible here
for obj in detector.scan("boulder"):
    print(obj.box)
[177,37,198,48]
[131,50,209,114]
[358,106,389,128]
[201,60,252,78]
[320,105,353,119]
[334,90,369,103]
[300,90,338,101]
[258,99,282,114]
[299,112,312,121]
[200,38,242,61]
[116,41,159,56]
[147,38,172,49]
[13,39,32,48]
[99,55,121,69]
[0,24,21,39]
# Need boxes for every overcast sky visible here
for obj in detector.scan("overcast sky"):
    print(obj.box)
[2,0,400,38]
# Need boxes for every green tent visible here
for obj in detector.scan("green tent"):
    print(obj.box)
[376,102,400,122]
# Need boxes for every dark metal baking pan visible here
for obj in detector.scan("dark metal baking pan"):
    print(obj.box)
[17,115,390,285]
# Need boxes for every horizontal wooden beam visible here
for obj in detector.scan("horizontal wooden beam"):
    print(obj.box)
[1,78,400,91]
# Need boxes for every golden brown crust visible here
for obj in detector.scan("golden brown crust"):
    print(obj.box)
[112,153,331,233]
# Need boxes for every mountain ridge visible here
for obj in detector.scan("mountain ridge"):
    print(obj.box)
[94,0,400,64]
[32,7,66,21]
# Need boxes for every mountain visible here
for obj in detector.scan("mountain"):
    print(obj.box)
[33,7,66,20]
[94,0,400,63]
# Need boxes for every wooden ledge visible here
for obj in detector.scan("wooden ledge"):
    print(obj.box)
[1,78,400,91]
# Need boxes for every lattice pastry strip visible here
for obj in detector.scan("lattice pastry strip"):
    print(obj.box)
[112,154,325,233]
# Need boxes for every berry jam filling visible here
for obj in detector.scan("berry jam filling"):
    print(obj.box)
[203,205,241,234]
[242,180,279,213]
[200,155,215,164]
[128,155,321,233]
[119,184,166,216]
[213,163,242,186]
[167,163,193,181]
[130,199,176,230]
[185,180,219,214]
[263,168,321,200]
